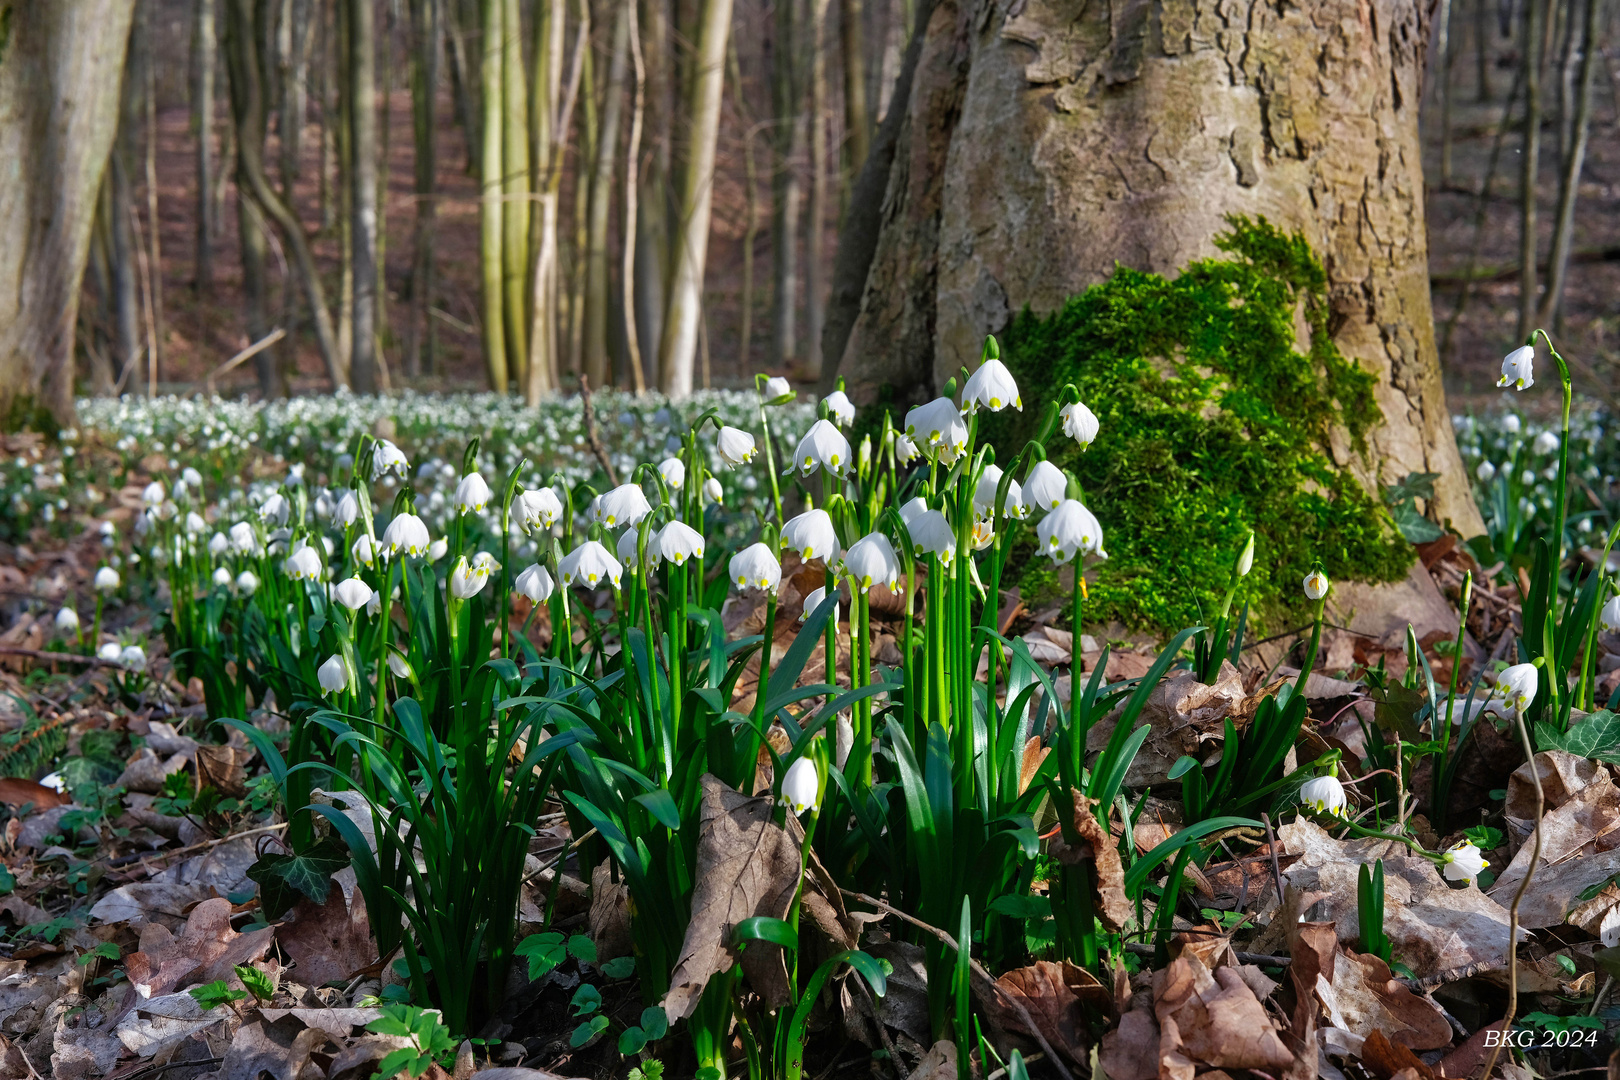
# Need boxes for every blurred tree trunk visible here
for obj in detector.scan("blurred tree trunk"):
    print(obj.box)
[585,2,630,387]
[1517,0,1543,339]
[655,0,733,396]
[826,0,1484,535]
[500,0,530,389]
[193,0,218,292]
[140,8,164,386]
[769,0,804,371]
[282,0,311,187]
[840,0,868,183]
[478,0,508,390]
[348,0,379,392]
[804,0,830,380]
[566,18,595,379]
[524,0,574,402]
[0,0,138,425]
[445,0,481,172]
[633,0,671,365]
[1542,0,1604,329]
[406,0,442,376]
[111,39,145,389]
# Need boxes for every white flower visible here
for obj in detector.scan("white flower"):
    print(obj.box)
[97,642,122,662]
[1060,400,1100,448]
[703,477,724,505]
[366,591,382,617]
[1495,662,1539,714]
[1300,774,1347,818]
[1498,345,1534,390]
[449,556,491,599]
[1236,532,1255,578]
[844,533,900,594]
[381,513,432,558]
[55,608,80,633]
[717,426,757,466]
[1532,430,1560,456]
[1303,569,1329,601]
[971,519,996,550]
[427,537,449,563]
[94,566,121,592]
[762,376,795,403]
[38,773,65,793]
[317,654,350,696]
[335,490,360,528]
[454,472,493,515]
[208,531,229,557]
[182,467,203,489]
[259,492,290,526]
[894,434,920,465]
[352,533,380,567]
[782,509,840,564]
[515,563,555,603]
[559,540,623,589]
[515,487,564,534]
[373,440,410,480]
[119,645,147,672]
[658,458,687,491]
[962,359,1021,414]
[1037,500,1104,563]
[212,566,233,588]
[236,570,259,596]
[903,398,967,460]
[185,511,207,536]
[1475,460,1496,483]
[730,543,781,593]
[906,510,957,566]
[654,520,705,566]
[1601,595,1620,632]
[616,526,645,569]
[471,551,500,575]
[795,419,852,477]
[387,651,413,680]
[229,521,258,554]
[598,483,653,528]
[282,542,323,581]
[974,466,1026,520]
[898,497,929,530]
[332,577,374,611]
[1023,460,1068,512]
[141,481,165,507]
[822,390,857,427]
[781,756,820,814]
[1441,840,1488,884]
[1501,413,1522,434]
[801,585,840,623]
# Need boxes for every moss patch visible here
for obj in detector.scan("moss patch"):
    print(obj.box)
[981,216,1412,634]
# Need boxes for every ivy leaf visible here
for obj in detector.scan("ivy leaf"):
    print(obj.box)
[1539,711,1620,764]
[1389,504,1444,544]
[246,838,350,919]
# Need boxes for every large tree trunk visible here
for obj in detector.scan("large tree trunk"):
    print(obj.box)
[0,1,138,425]
[830,0,1483,535]
[348,0,379,392]
[193,0,218,293]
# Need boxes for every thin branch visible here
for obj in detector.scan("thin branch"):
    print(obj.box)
[578,377,620,488]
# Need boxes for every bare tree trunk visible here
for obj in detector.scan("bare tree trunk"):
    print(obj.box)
[655,0,733,396]
[286,0,312,184]
[1437,0,1454,187]
[193,0,218,292]
[525,0,572,402]
[141,9,165,386]
[478,0,509,390]
[728,41,761,369]
[804,0,831,379]
[633,0,671,370]
[499,0,530,389]
[769,0,804,371]
[1542,0,1604,329]
[585,3,630,387]
[0,1,138,424]
[621,0,647,393]
[1474,0,1491,101]
[1517,0,1544,340]
[406,0,442,376]
[240,195,281,394]
[840,0,868,182]
[348,0,380,391]
[831,0,1484,535]
[567,18,595,379]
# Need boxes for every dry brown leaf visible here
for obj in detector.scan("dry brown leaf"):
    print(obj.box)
[1490,753,1620,928]
[1505,750,1600,850]
[1435,1021,1504,1077]
[589,861,633,963]
[196,744,251,798]
[218,1018,333,1080]
[659,774,803,1020]
[114,990,228,1059]
[1086,661,1247,786]
[120,897,274,1006]
[904,1040,957,1080]
[0,777,69,810]
[1152,954,1294,1073]
[991,960,1107,1065]
[1047,791,1130,933]
[1097,999,1159,1080]
[1359,1028,1437,1080]
[1327,950,1451,1050]
[277,884,375,988]
[1017,737,1047,796]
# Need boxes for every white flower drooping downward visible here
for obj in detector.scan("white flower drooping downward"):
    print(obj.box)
[962,358,1022,413]
[515,487,564,534]
[844,533,901,594]
[654,520,706,566]
[282,541,323,581]
[1300,774,1348,819]
[515,563,555,603]
[559,540,624,590]
[782,508,840,564]
[318,654,350,696]
[780,756,821,815]
[381,512,432,558]
[1498,344,1534,391]
[729,544,781,593]
[1060,400,1100,448]
[331,577,374,611]
[717,426,757,466]
[455,472,493,515]
[372,440,410,480]
[449,555,492,599]
[1495,662,1539,714]
[703,477,724,505]
[822,390,857,427]
[597,483,654,529]
[801,586,840,624]
[795,419,852,478]
[903,398,967,461]
[906,510,957,567]
[1601,595,1620,633]
[1037,500,1105,563]
[1023,460,1068,512]
[55,607,80,633]
[1441,840,1488,884]
[658,457,687,492]
[973,466,1027,520]
[1303,569,1330,600]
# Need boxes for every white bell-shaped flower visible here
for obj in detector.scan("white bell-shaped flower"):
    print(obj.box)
[1497,345,1534,391]
[729,543,781,593]
[334,491,359,529]
[1023,460,1068,512]
[455,472,493,515]
[1495,662,1539,714]
[898,497,929,531]
[94,566,122,591]
[184,511,207,536]
[515,563,555,603]
[387,651,413,680]
[449,555,491,599]
[351,533,380,567]
[366,591,382,616]
[1060,400,1100,448]
[822,390,857,427]
[515,487,564,534]
[1037,499,1104,563]
[55,607,80,632]
[762,375,795,403]
[906,510,956,567]
[962,359,1021,413]
[317,654,350,696]
[782,508,840,564]
[229,521,258,554]
[717,426,758,466]
[1533,430,1560,456]
[381,513,432,558]
[208,532,229,557]
[1601,595,1620,632]
[1303,569,1329,600]
[372,440,410,480]
[801,585,839,623]
[903,398,967,460]
[1441,840,1488,884]
[211,567,233,588]
[559,540,623,590]
[654,520,706,566]
[894,434,920,465]
[120,645,147,672]
[283,541,323,581]
[97,642,122,662]
[259,492,290,526]
[182,466,203,489]
[703,477,724,505]
[142,481,165,507]
[598,483,653,529]
[780,756,821,814]
[332,577,374,611]
[973,466,1026,520]
[1300,774,1347,818]
[236,570,259,596]
[844,533,900,594]
[658,458,687,492]
[795,419,852,478]
[616,526,645,569]
[427,537,449,563]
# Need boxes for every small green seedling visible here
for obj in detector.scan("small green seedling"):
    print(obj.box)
[366,1004,457,1079]
[189,980,248,1010]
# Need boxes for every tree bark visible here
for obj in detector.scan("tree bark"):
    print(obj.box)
[769,0,804,370]
[500,0,529,388]
[478,0,508,390]
[805,0,832,380]
[1517,0,1543,339]
[0,0,137,425]
[141,8,164,387]
[585,2,631,387]
[406,0,442,376]
[348,0,379,392]
[655,0,733,396]
[840,0,869,181]
[193,0,218,293]
[830,0,1484,535]
[1541,0,1604,329]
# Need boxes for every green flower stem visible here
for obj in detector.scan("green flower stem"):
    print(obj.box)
[1432,571,1472,833]
[1576,520,1620,711]
[1295,596,1326,697]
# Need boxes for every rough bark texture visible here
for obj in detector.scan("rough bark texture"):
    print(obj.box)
[0,0,138,425]
[837,0,1482,534]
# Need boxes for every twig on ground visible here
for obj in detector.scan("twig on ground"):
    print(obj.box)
[841,888,1076,1080]
[578,377,620,488]
[1260,813,1285,907]
[0,646,126,668]
[1121,942,1290,967]
[103,822,287,868]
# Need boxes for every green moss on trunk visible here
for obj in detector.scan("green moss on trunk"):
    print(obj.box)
[983,217,1412,633]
